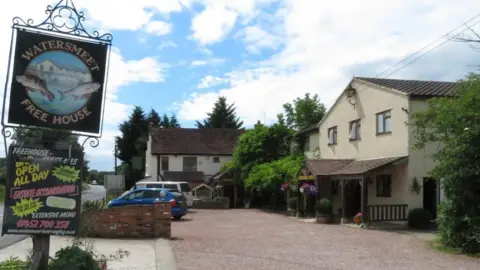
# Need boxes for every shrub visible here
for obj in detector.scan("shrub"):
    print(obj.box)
[287,197,297,210]
[49,245,101,270]
[0,256,29,269]
[315,198,332,215]
[82,200,105,212]
[407,208,433,230]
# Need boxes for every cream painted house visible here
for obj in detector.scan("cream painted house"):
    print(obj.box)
[145,128,243,189]
[300,77,456,224]
[290,125,320,159]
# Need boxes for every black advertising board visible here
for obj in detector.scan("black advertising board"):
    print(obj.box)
[1,145,83,236]
[7,30,108,134]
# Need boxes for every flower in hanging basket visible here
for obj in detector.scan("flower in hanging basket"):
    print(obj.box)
[300,182,318,196]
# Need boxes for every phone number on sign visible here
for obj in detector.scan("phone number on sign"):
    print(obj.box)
[16,219,70,229]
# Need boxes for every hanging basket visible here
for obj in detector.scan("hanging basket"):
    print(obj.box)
[300,183,318,196]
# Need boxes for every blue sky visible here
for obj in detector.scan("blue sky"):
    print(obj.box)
[2,0,480,171]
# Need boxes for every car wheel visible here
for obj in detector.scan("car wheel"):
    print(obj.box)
[173,216,182,220]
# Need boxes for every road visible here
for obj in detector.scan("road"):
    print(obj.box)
[0,184,106,250]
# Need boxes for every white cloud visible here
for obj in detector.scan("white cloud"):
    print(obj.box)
[157,40,178,50]
[197,75,226,89]
[190,0,278,44]
[145,21,173,36]
[0,1,169,172]
[235,25,282,54]
[178,0,480,126]
[190,58,226,67]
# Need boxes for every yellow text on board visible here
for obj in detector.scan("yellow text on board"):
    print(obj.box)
[14,162,50,187]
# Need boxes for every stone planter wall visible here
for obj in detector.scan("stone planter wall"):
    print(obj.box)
[193,197,230,209]
[81,203,171,239]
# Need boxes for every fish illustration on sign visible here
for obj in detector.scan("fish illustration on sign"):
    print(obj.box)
[59,82,102,101]
[15,71,55,102]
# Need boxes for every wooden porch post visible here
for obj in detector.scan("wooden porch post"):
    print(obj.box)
[361,176,369,228]
[341,179,346,224]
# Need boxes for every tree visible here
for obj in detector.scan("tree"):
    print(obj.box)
[196,96,244,129]
[115,106,149,189]
[161,113,180,128]
[411,73,480,253]
[147,109,161,127]
[225,117,294,181]
[282,93,327,130]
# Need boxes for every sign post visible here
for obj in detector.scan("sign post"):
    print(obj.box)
[0,1,112,269]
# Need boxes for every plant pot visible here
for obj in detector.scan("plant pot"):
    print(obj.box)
[316,213,332,224]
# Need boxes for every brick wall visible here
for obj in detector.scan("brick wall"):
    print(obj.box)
[81,203,171,239]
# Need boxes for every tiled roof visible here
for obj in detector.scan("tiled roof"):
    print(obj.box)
[306,159,353,176]
[295,124,319,136]
[306,156,407,176]
[150,128,244,155]
[356,77,457,97]
[330,156,407,176]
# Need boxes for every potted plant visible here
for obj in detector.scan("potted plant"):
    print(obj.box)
[315,198,333,224]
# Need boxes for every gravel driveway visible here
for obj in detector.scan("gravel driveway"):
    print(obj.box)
[171,209,480,270]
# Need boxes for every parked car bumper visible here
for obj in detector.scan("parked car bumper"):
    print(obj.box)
[172,207,188,217]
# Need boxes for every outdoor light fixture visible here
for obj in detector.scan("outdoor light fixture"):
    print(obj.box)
[344,83,357,107]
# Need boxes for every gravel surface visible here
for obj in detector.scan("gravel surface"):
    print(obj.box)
[171,209,480,270]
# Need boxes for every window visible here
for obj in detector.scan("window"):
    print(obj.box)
[183,157,197,172]
[161,156,169,171]
[376,175,392,197]
[376,110,392,134]
[143,190,159,198]
[327,126,337,145]
[163,184,178,190]
[146,184,162,189]
[126,190,144,200]
[213,157,220,163]
[349,119,361,140]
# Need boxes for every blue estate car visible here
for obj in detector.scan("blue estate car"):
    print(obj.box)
[107,188,188,220]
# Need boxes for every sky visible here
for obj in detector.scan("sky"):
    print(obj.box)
[1,0,480,171]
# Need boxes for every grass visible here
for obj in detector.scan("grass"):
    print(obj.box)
[428,237,480,258]
[0,184,5,203]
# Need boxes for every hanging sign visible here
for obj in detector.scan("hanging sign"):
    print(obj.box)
[7,30,108,134]
[1,145,83,236]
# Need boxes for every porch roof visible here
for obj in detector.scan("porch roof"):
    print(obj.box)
[329,156,407,176]
[306,159,353,175]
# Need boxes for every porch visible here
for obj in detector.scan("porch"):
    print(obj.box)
[301,156,410,226]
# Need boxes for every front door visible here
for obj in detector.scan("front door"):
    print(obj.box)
[423,177,437,219]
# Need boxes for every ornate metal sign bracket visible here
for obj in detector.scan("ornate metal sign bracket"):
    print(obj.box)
[12,0,112,44]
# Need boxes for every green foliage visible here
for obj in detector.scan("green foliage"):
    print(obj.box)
[82,200,106,211]
[49,245,101,270]
[161,113,181,128]
[0,256,29,269]
[245,155,304,192]
[196,96,244,129]
[407,208,433,230]
[315,199,333,215]
[411,73,480,253]
[230,120,295,183]
[287,197,297,210]
[282,93,327,130]
[49,238,130,270]
[147,109,161,127]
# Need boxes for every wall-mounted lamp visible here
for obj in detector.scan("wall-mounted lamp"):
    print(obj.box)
[344,83,357,108]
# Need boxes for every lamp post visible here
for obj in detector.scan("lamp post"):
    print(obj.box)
[114,143,118,175]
